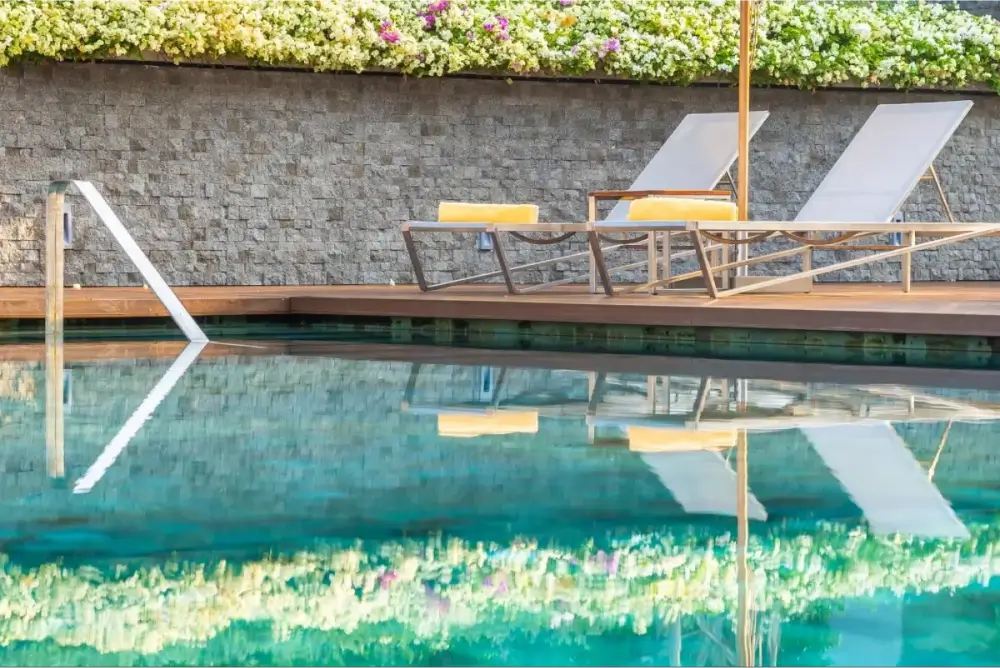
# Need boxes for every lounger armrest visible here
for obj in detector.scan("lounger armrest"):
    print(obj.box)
[588,189,732,201]
[404,221,493,233]
[593,220,688,232]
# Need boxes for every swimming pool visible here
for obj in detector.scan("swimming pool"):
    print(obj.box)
[2,339,1000,666]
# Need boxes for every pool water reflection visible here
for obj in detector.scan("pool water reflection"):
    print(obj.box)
[2,339,1000,666]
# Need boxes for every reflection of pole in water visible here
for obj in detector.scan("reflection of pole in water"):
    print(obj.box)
[737,427,753,666]
[45,333,65,482]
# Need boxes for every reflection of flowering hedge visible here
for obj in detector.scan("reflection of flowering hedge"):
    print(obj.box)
[1,1,1000,90]
[3,523,1000,655]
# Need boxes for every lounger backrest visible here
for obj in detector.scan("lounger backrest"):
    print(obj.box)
[794,100,972,223]
[438,202,539,224]
[606,111,770,221]
[627,197,738,222]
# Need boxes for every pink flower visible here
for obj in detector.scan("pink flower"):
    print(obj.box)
[483,19,495,32]
[608,551,620,576]
[423,13,436,29]
[498,31,509,41]
[379,571,398,589]
[497,16,509,31]
[600,37,621,55]
[484,575,508,596]
[427,0,450,12]
[560,0,574,5]
[378,19,400,43]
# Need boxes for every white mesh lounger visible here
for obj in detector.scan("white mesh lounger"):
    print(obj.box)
[402,111,769,294]
[589,100,1000,297]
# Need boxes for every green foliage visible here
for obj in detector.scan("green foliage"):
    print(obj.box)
[0,1,998,91]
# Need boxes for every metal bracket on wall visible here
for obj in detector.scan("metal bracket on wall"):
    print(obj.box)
[45,180,208,343]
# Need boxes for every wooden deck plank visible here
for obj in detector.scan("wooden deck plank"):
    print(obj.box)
[0,283,998,337]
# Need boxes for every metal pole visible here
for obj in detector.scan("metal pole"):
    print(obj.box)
[738,1,752,219]
[45,188,66,337]
[737,0,753,280]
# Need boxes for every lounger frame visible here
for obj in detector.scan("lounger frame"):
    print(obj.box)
[402,189,732,295]
[680,220,1000,299]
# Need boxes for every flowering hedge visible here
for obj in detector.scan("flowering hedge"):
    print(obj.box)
[1,1,1000,91]
[2,522,999,655]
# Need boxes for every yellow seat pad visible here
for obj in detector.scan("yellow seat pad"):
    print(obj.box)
[438,411,539,438]
[627,197,737,222]
[438,202,539,225]
[627,426,738,453]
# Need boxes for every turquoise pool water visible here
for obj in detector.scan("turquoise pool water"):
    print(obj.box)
[2,340,1000,666]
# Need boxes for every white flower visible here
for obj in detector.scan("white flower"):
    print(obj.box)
[852,22,873,39]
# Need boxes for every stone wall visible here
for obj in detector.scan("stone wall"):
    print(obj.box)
[1,62,999,287]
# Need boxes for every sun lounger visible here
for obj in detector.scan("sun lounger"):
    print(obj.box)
[588,100,991,297]
[402,111,769,294]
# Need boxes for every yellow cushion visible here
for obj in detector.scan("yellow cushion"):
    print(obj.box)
[627,197,737,223]
[438,411,539,438]
[438,202,539,225]
[626,427,738,453]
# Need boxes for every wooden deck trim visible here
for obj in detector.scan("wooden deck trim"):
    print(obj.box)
[0,283,998,338]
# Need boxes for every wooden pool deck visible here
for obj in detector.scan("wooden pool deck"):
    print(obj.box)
[3,282,1000,338]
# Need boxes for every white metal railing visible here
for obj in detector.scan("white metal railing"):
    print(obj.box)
[45,180,207,342]
[44,180,208,489]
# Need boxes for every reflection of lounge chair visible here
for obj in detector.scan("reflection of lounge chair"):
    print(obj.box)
[402,111,769,294]
[401,363,586,439]
[602,375,992,539]
[804,424,967,539]
[588,100,1000,298]
[588,374,769,521]
[403,362,770,519]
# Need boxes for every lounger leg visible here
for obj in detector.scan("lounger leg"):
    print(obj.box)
[902,231,915,293]
[647,230,658,294]
[663,232,672,293]
[588,196,598,294]
[587,231,615,296]
[489,231,518,295]
[690,231,720,299]
[402,230,429,292]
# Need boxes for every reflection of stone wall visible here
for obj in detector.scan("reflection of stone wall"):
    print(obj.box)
[0,356,678,548]
[1,354,997,546]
